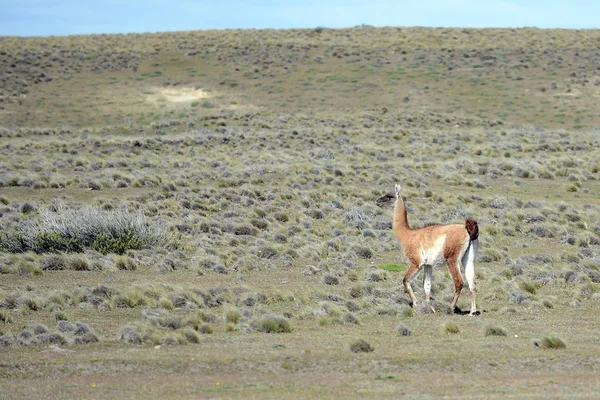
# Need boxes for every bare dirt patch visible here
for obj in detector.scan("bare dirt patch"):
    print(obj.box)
[146,86,210,104]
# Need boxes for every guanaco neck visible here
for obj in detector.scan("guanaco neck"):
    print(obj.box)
[393,196,411,244]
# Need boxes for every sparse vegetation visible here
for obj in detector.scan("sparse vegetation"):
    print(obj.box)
[0,25,599,399]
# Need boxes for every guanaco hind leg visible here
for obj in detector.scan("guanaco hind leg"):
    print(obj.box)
[446,255,464,312]
[463,239,478,315]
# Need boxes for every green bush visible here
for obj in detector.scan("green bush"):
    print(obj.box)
[92,230,143,255]
[32,231,83,253]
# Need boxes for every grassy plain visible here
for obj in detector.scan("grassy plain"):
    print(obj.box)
[1,27,600,399]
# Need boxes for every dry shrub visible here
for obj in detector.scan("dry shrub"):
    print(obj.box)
[350,339,373,353]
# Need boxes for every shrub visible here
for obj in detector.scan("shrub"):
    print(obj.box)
[396,323,412,336]
[33,231,83,253]
[354,246,373,259]
[366,270,386,282]
[197,311,216,323]
[32,323,48,334]
[0,232,27,253]
[251,219,269,230]
[323,274,339,285]
[349,285,363,298]
[345,300,360,312]
[519,280,539,295]
[72,322,99,344]
[225,308,242,324]
[402,307,414,318]
[274,213,289,222]
[41,255,67,271]
[197,324,213,334]
[342,312,359,324]
[256,245,278,259]
[154,314,182,330]
[57,320,75,332]
[21,203,36,214]
[350,339,374,353]
[234,225,258,236]
[485,326,507,336]
[538,336,566,349]
[20,207,168,255]
[444,322,460,334]
[159,297,174,310]
[181,328,201,344]
[0,334,13,347]
[115,290,147,308]
[251,315,292,333]
[119,326,142,344]
[25,297,42,311]
[68,256,90,271]
[115,256,138,270]
[542,299,554,309]
[0,311,13,324]
[92,230,143,255]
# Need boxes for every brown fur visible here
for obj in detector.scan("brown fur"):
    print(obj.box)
[465,218,479,241]
[392,185,478,314]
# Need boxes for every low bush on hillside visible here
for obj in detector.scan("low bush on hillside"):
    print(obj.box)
[0,206,168,255]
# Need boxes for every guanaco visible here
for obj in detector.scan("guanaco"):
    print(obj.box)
[380,184,479,315]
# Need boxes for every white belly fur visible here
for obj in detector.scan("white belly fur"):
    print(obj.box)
[419,235,446,266]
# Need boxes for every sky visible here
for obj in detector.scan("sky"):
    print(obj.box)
[1,0,598,37]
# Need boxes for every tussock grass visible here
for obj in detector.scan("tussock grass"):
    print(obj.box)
[485,325,508,337]
[225,307,242,324]
[538,336,567,349]
[0,311,13,324]
[444,322,460,334]
[250,315,292,333]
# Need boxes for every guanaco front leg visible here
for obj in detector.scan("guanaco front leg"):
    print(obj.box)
[423,265,436,313]
[403,262,421,308]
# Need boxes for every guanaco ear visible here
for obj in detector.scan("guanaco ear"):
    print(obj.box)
[394,184,402,199]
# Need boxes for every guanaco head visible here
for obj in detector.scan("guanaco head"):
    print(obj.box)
[394,184,402,200]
